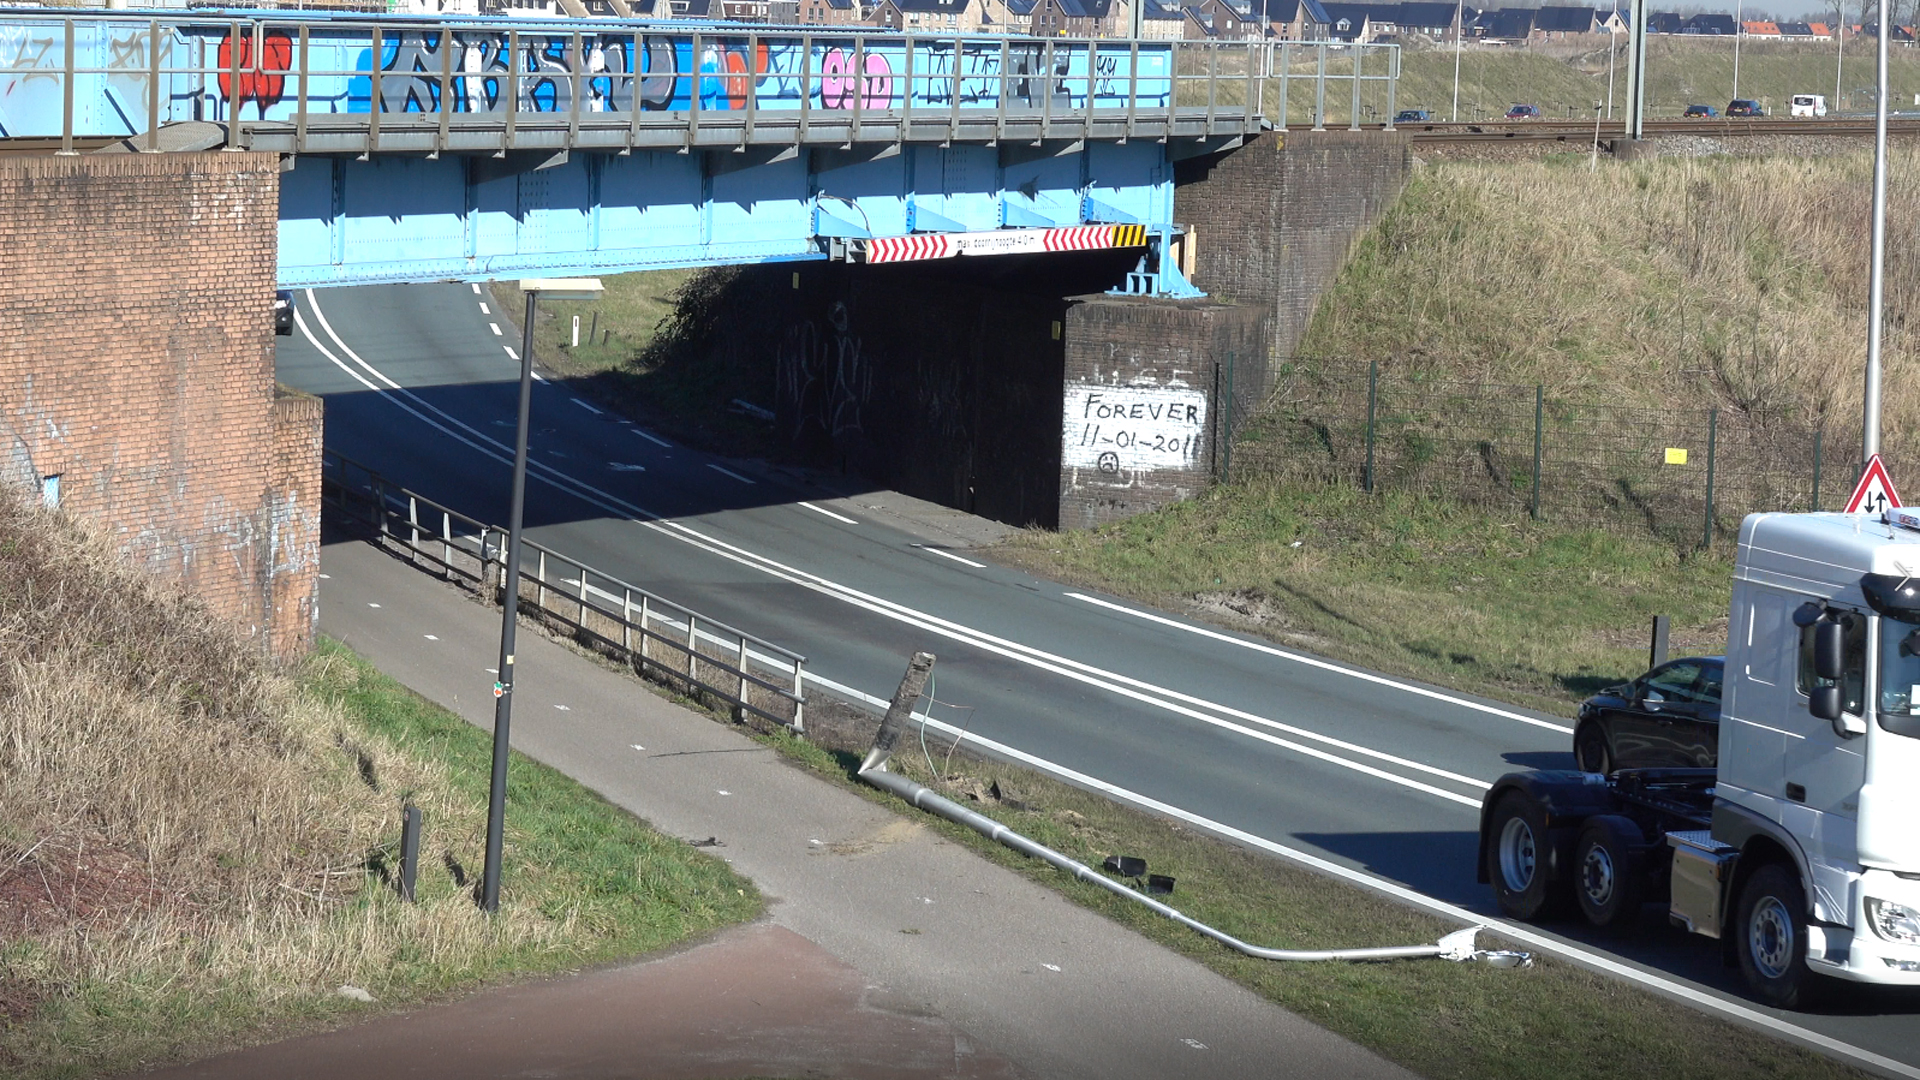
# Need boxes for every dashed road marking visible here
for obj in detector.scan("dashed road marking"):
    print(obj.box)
[707,464,755,485]
[798,501,857,524]
[914,544,985,569]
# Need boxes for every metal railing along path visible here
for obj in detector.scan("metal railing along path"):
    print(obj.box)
[321,450,807,730]
[0,13,1400,154]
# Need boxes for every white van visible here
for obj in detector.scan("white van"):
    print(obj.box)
[1791,93,1828,117]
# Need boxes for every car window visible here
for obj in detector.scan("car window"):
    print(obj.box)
[1642,661,1704,704]
[1696,663,1723,707]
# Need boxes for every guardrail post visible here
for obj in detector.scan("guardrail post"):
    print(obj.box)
[736,634,750,721]
[438,28,454,153]
[800,32,813,140]
[622,587,634,653]
[1243,41,1258,127]
[536,548,547,610]
[1125,39,1139,140]
[368,24,383,152]
[297,23,311,154]
[639,594,652,666]
[792,661,806,733]
[578,564,588,627]
[1649,614,1670,669]
[851,34,865,140]
[568,31,584,146]
[687,613,699,681]
[147,20,163,152]
[408,494,420,547]
[505,29,520,148]
[948,34,962,143]
[1313,43,1327,131]
[1348,43,1362,130]
[441,510,453,570]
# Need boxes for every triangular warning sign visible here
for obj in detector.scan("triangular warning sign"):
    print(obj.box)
[1846,454,1903,514]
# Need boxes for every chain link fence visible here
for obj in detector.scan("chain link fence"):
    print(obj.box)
[1219,360,1874,548]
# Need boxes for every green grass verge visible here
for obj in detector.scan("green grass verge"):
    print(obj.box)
[758,719,1866,1080]
[2,640,760,1080]
[997,479,1732,714]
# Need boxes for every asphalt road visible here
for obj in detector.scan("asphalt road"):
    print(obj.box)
[278,281,1920,1077]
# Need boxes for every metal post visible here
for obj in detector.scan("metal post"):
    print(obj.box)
[537,548,548,610]
[687,614,700,679]
[297,23,310,153]
[736,634,750,719]
[399,804,421,903]
[1385,45,1397,126]
[1364,360,1377,493]
[1277,41,1290,129]
[480,291,542,914]
[367,24,382,152]
[1813,427,1824,511]
[1704,407,1718,549]
[1313,42,1327,130]
[147,20,162,152]
[622,588,633,653]
[1348,43,1362,130]
[639,594,652,665]
[1649,615,1670,670]
[61,20,76,155]
[1451,0,1463,121]
[1865,0,1890,464]
[1530,384,1543,520]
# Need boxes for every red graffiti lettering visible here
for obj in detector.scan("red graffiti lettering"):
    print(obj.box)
[217,30,292,115]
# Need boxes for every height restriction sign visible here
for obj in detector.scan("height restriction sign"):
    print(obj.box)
[1845,454,1903,514]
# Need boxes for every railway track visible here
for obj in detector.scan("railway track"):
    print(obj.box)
[1385,116,1920,143]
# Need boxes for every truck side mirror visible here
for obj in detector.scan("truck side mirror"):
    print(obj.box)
[1810,684,1843,721]
[1814,621,1845,680]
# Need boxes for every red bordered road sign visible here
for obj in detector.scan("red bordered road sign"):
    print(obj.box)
[1845,453,1903,514]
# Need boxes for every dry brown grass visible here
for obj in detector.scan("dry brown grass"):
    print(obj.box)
[1304,147,1920,461]
[0,489,756,1077]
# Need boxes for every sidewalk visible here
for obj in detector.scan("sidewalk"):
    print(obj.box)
[144,536,1420,1080]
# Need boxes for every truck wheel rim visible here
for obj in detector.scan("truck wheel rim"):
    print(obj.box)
[1581,844,1615,906]
[1749,896,1794,980]
[1498,817,1536,892]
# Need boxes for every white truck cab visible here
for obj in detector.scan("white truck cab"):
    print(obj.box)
[1791,93,1828,117]
[1712,510,1920,988]
[1480,509,1920,1007]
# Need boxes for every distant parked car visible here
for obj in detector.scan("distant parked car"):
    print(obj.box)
[1573,656,1725,773]
[1504,103,1541,120]
[1394,109,1432,123]
[1790,93,1827,117]
[1727,98,1765,116]
[1683,103,1718,118]
[273,289,295,336]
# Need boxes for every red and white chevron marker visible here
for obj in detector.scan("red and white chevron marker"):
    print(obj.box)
[863,224,1138,264]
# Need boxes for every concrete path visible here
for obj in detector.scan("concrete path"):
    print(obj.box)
[147,536,1420,1080]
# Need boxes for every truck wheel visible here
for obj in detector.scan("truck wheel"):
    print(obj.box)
[1487,791,1564,920]
[1736,863,1823,1009]
[1574,723,1612,774]
[1574,815,1644,929]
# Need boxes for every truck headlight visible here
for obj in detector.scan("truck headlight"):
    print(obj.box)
[1866,898,1920,945]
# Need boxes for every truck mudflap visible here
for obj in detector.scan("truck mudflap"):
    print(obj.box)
[1476,771,1620,886]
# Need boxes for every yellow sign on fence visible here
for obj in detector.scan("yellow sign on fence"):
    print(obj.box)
[1665,448,1689,465]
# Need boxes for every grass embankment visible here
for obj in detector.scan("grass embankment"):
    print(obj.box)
[0,494,759,1079]
[765,714,1866,1080]
[1387,36,1920,123]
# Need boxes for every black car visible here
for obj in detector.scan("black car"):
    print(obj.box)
[1726,98,1764,117]
[1683,103,1717,118]
[274,289,295,336]
[1573,656,1724,773]
[1394,109,1432,123]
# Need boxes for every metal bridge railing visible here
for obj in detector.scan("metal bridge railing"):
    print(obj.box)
[0,14,1399,153]
[321,449,808,730]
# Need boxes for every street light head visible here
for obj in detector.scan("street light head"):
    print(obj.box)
[518,277,604,302]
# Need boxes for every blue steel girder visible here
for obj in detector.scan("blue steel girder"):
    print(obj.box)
[277,138,1171,286]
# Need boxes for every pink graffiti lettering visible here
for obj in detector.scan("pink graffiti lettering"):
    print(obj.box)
[819,48,892,111]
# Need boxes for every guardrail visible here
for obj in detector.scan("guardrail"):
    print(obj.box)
[0,13,1399,152]
[321,449,807,730]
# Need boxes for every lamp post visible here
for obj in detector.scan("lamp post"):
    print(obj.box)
[1733,0,1743,100]
[1450,0,1464,120]
[480,276,604,915]
[1606,23,1617,118]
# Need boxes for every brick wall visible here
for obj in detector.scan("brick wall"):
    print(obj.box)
[0,151,315,659]
[1175,129,1410,396]
[1058,295,1268,529]
[268,387,324,657]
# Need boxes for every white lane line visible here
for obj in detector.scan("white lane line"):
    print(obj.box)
[478,302,491,315]
[631,428,672,448]
[532,372,547,383]
[707,464,756,485]
[489,323,503,336]
[571,397,603,415]
[802,669,1920,1080]
[798,501,857,524]
[1067,593,1576,735]
[294,292,1487,805]
[504,346,519,361]
[914,544,985,569]
[656,520,1493,797]
[470,283,482,294]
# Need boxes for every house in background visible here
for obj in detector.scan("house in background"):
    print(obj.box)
[1320,2,1381,40]
[869,0,982,32]
[1683,12,1737,34]
[1139,0,1188,36]
[798,0,860,24]
[1740,19,1781,38]
[1028,0,1123,35]
[1267,0,1331,39]
[1645,10,1683,33]
[1530,6,1597,38]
